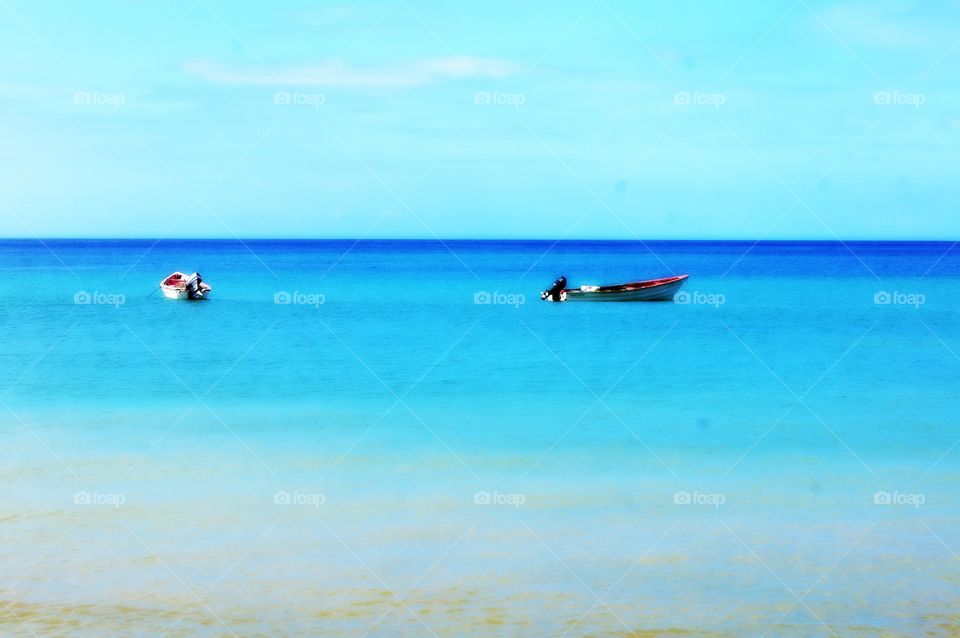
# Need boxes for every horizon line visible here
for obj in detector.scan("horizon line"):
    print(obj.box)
[0,237,956,243]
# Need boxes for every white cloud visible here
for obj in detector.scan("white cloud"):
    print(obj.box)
[816,2,953,49]
[184,57,520,89]
[296,5,361,26]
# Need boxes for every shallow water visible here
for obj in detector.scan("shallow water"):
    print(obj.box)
[1,239,958,636]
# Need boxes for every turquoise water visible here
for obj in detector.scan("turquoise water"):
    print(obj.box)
[1,240,958,636]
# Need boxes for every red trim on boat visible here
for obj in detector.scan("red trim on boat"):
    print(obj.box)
[562,274,688,294]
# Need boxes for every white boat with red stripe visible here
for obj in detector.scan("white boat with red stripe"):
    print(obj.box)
[541,274,688,302]
[159,272,212,300]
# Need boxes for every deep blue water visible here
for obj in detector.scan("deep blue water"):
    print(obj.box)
[1,239,958,636]
[2,240,957,451]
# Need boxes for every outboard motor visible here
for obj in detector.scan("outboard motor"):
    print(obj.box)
[186,273,202,299]
[540,276,567,301]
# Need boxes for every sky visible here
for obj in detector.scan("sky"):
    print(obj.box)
[0,0,958,239]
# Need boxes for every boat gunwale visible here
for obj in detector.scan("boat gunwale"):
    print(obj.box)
[562,274,688,295]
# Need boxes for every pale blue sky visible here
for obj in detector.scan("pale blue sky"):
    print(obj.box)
[1,0,958,238]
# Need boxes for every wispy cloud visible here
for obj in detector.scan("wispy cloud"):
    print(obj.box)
[184,57,521,89]
[816,1,954,49]
[295,4,365,26]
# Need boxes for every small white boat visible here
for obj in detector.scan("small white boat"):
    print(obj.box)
[541,274,688,302]
[160,272,212,300]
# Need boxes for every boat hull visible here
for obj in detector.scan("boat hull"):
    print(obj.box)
[160,286,189,300]
[160,286,210,300]
[561,275,687,302]
[159,271,212,300]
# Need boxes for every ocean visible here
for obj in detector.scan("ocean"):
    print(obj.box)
[1,239,957,636]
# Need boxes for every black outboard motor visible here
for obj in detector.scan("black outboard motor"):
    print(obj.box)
[187,273,203,299]
[540,276,567,301]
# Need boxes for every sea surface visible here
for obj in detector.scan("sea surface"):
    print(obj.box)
[1,239,958,637]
